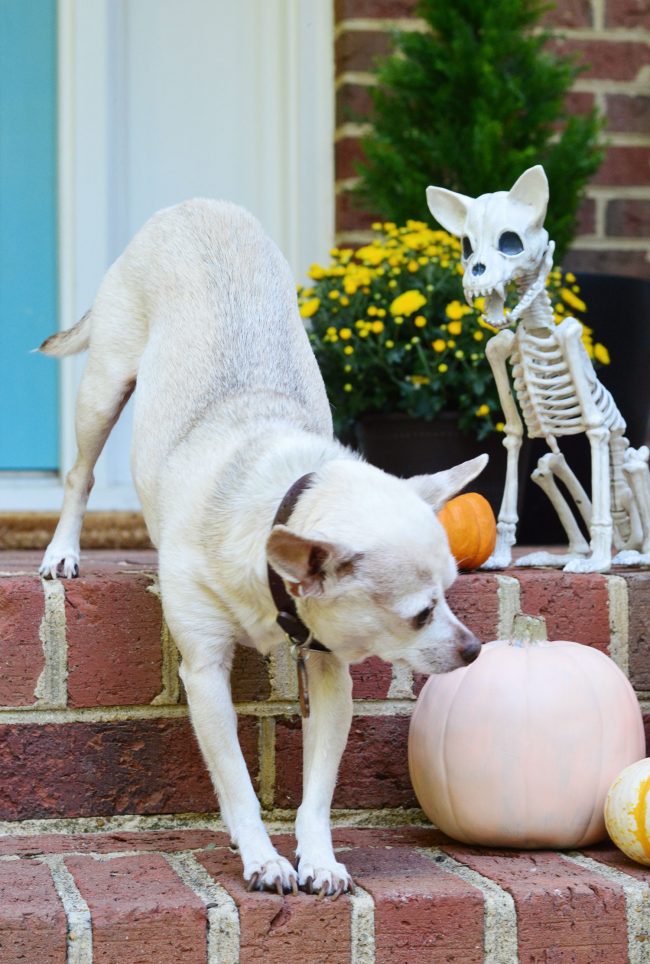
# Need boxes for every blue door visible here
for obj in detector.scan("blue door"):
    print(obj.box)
[0,0,59,470]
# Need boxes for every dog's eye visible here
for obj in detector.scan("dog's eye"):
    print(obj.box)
[412,605,433,630]
[462,237,473,259]
[498,231,524,256]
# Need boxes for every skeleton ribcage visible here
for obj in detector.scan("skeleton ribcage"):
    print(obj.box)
[511,329,623,439]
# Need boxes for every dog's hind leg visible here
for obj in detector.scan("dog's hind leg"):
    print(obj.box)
[295,652,355,897]
[39,301,141,578]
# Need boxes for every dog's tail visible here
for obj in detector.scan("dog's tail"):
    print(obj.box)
[38,310,92,357]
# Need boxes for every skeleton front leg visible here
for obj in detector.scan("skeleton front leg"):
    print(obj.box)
[482,330,522,570]
[557,319,612,573]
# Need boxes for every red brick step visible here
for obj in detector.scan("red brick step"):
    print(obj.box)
[0,551,648,821]
[0,824,646,962]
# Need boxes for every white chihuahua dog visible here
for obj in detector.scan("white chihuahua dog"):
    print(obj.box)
[39,200,485,897]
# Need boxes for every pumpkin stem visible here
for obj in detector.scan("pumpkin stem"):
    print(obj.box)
[510,613,548,646]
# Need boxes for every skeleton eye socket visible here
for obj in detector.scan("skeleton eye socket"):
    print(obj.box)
[462,237,473,260]
[498,231,524,256]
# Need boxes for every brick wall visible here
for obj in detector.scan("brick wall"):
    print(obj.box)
[334,0,650,278]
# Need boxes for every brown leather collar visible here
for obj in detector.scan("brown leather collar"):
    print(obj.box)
[267,473,331,717]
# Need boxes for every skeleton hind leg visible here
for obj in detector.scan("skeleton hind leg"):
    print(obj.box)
[515,451,589,568]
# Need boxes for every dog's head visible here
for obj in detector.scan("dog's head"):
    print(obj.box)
[425,165,550,330]
[266,454,488,674]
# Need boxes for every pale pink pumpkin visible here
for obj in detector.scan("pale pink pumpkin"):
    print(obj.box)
[408,615,645,849]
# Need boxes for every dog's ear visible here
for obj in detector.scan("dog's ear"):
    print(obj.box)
[405,453,489,510]
[266,526,359,597]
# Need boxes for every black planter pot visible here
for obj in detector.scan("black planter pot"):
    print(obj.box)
[355,411,529,518]
[518,273,650,544]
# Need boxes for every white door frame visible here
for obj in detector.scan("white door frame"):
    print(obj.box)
[0,0,333,511]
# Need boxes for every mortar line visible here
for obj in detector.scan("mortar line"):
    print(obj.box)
[350,883,375,964]
[147,578,182,706]
[258,716,277,809]
[43,854,93,964]
[418,847,519,964]
[0,696,416,724]
[496,574,521,639]
[607,574,630,674]
[35,578,68,708]
[0,807,428,840]
[164,851,240,964]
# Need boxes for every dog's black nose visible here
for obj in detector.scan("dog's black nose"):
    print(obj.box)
[459,634,482,664]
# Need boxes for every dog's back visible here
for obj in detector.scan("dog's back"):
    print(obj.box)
[84,199,332,516]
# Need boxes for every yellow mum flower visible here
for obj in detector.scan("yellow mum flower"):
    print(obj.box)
[438,363,448,373]
[343,383,353,392]
[340,296,350,306]
[414,315,427,328]
[339,328,352,340]
[447,320,462,336]
[385,339,395,349]
[407,260,419,272]
[473,331,484,341]
[372,321,385,334]
[328,290,340,300]
[476,404,490,417]
[343,345,354,355]
[496,422,505,432]
[560,288,587,313]
[445,300,471,321]
[594,343,610,365]
[409,375,430,386]
[432,339,446,352]
[308,263,327,280]
[390,289,427,317]
[299,298,320,319]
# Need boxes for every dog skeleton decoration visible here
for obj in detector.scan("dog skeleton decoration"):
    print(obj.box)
[427,165,650,573]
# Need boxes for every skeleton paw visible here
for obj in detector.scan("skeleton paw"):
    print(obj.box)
[613,550,650,568]
[39,546,80,580]
[297,855,355,899]
[244,855,299,895]
[515,551,575,568]
[481,550,512,570]
[563,555,611,574]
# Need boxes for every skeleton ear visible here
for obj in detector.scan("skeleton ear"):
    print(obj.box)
[266,526,359,597]
[508,165,549,228]
[405,454,489,510]
[426,185,474,237]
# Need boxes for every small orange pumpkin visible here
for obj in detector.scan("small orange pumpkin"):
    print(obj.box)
[437,492,496,570]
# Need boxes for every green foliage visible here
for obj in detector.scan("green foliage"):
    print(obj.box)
[353,0,604,261]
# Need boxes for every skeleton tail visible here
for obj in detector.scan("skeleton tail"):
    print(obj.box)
[38,310,92,357]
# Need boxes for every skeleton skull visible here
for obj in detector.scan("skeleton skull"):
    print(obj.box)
[426,166,550,329]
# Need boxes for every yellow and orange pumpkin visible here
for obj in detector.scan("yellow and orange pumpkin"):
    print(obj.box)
[437,492,496,570]
[605,759,650,865]
[409,614,645,849]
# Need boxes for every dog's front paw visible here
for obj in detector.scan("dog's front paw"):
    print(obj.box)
[244,854,298,895]
[39,545,80,580]
[297,854,355,899]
